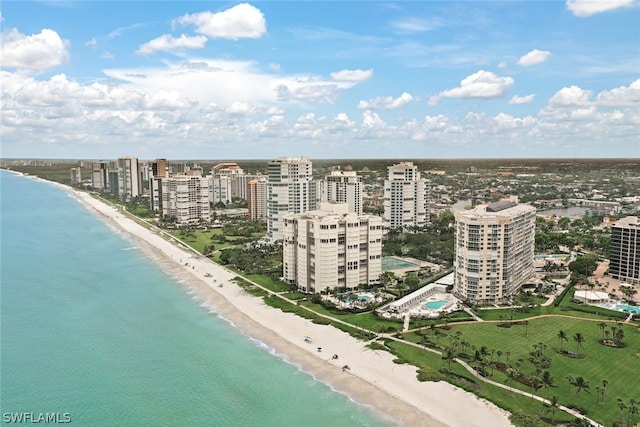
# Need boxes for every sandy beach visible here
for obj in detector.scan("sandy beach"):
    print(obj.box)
[46,178,512,427]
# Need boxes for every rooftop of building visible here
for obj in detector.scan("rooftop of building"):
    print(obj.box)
[486,200,517,212]
[457,200,536,218]
[613,216,640,228]
[212,162,241,170]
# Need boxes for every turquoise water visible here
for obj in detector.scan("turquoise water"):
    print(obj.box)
[617,304,640,314]
[423,301,447,310]
[0,171,388,426]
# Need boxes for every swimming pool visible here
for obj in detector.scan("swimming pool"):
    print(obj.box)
[617,304,640,314]
[381,256,420,270]
[358,295,372,302]
[424,300,447,310]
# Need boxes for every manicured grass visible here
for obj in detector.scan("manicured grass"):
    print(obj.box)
[159,221,639,426]
[170,230,218,253]
[478,306,544,321]
[282,292,308,301]
[406,317,640,427]
[383,340,577,426]
[244,274,292,293]
[297,301,404,333]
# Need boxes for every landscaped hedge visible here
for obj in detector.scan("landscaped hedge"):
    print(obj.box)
[553,284,574,307]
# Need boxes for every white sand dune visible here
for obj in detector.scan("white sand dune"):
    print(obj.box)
[59,181,512,427]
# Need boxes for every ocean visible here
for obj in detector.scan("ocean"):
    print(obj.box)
[0,171,388,426]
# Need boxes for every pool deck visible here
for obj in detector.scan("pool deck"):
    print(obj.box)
[381,256,441,277]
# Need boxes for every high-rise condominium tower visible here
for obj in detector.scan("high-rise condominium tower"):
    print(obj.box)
[117,157,141,200]
[383,162,430,231]
[324,170,363,215]
[453,200,536,303]
[609,216,640,285]
[267,157,317,241]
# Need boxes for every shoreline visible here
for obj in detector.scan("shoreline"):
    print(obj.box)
[21,174,513,427]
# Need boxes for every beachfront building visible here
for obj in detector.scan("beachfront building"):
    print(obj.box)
[209,175,232,205]
[91,161,110,191]
[116,157,142,200]
[149,159,170,213]
[247,177,268,221]
[151,158,169,179]
[453,200,536,303]
[383,162,430,231]
[70,167,81,184]
[267,157,319,241]
[609,216,640,285]
[282,203,383,293]
[324,170,363,215]
[155,175,210,225]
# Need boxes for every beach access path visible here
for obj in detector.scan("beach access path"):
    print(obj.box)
[66,184,513,427]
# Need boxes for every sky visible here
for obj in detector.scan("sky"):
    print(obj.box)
[1,1,639,160]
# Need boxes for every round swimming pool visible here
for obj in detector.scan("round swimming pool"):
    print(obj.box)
[424,300,447,310]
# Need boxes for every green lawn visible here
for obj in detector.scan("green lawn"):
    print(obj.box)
[170,228,251,254]
[164,221,639,427]
[403,317,640,426]
[244,274,291,293]
[297,300,405,333]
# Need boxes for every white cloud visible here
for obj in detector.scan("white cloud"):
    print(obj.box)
[85,37,97,47]
[390,17,445,33]
[0,28,69,71]
[596,79,640,106]
[361,110,386,128]
[330,69,373,82]
[100,51,115,59]
[497,61,507,69]
[517,49,551,66]
[269,63,281,71]
[430,70,514,105]
[137,34,207,55]
[225,101,259,116]
[548,85,593,106]
[509,94,535,105]
[103,59,367,108]
[566,0,636,17]
[492,113,537,130]
[2,69,637,158]
[357,92,414,110]
[176,3,266,39]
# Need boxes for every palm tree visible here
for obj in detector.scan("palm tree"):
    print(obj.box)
[529,374,543,402]
[545,395,561,423]
[600,379,608,405]
[628,398,638,427]
[557,330,568,350]
[598,322,607,340]
[460,340,470,356]
[614,327,625,345]
[573,332,585,355]
[442,346,456,371]
[567,375,590,402]
[617,398,627,424]
[496,350,503,363]
[541,371,555,397]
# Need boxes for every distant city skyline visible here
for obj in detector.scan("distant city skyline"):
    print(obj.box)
[1,1,639,159]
